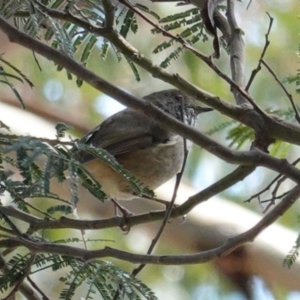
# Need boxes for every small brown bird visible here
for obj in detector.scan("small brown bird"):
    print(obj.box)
[76,89,212,201]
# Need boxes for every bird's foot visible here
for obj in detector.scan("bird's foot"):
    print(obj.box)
[111,198,133,232]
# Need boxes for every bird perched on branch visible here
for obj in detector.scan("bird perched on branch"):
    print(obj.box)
[75,89,212,203]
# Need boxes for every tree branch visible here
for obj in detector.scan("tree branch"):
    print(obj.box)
[1,16,300,190]
[4,254,37,300]
[180,165,256,213]
[227,0,246,105]
[0,253,41,300]
[1,185,299,264]
[262,59,300,123]
[7,7,300,143]
[246,13,273,91]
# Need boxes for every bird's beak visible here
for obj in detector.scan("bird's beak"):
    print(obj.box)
[195,106,214,114]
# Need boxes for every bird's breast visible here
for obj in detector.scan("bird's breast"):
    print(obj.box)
[118,135,186,190]
[83,135,187,200]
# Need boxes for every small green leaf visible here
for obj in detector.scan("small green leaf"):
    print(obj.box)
[47,204,74,215]
[134,4,160,20]
[125,58,140,81]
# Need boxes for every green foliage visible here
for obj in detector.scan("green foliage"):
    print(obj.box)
[284,232,300,268]
[152,8,209,68]
[134,4,160,20]
[283,60,300,95]
[0,54,34,108]
[0,0,148,84]
[227,124,255,149]
[207,114,292,155]
[76,166,107,201]
[269,140,291,158]
[125,57,141,81]
[81,35,98,67]
[0,129,157,298]
[68,158,80,207]
[120,9,137,38]
[59,260,158,300]
[0,253,31,293]
[0,0,210,80]
[0,253,158,300]
[0,130,154,213]
[0,1,96,84]
[205,120,235,136]
[47,204,74,215]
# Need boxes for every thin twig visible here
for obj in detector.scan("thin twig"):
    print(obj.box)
[245,158,300,203]
[244,173,283,203]
[0,253,41,300]
[112,99,193,300]
[26,276,50,300]
[4,253,37,300]
[261,59,300,123]
[271,172,289,199]
[261,191,290,214]
[0,208,22,235]
[4,187,56,220]
[31,0,108,35]
[0,165,254,234]
[246,13,273,91]
[182,165,255,212]
[0,132,74,146]
[1,186,299,264]
[0,224,14,234]
[246,0,253,10]
[119,0,267,115]
[131,97,189,277]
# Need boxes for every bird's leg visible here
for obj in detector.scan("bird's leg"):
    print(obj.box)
[111,198,133,231]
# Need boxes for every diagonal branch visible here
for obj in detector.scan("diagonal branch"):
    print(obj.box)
[2,18,300,185]
[246,13,273,91]
[4,253,37,300]
[262,59,300,123]
[0,253,41,300]
[118,0,264,114]
[1,185,299,264]
[180,165,256,213]
[14,2,269,117]
[9,7,300,143]
[226,0,246,105]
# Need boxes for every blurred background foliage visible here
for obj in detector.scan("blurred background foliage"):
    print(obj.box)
[1,0,300,299]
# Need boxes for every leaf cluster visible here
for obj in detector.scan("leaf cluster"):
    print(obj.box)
[0,253,157,300]
[0,127,152,215]
[152,8,208,68]
[284,231,300,268]
[0,0,218,81]
[0,127,157,298]
[0,55,34,108]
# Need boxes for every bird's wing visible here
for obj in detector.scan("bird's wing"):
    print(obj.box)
[78,108,169,163]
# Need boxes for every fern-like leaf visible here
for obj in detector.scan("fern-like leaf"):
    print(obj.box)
[125,57,140,81]
[81,35,98,66]
[284,234,300,268]
[120,9,136,39]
